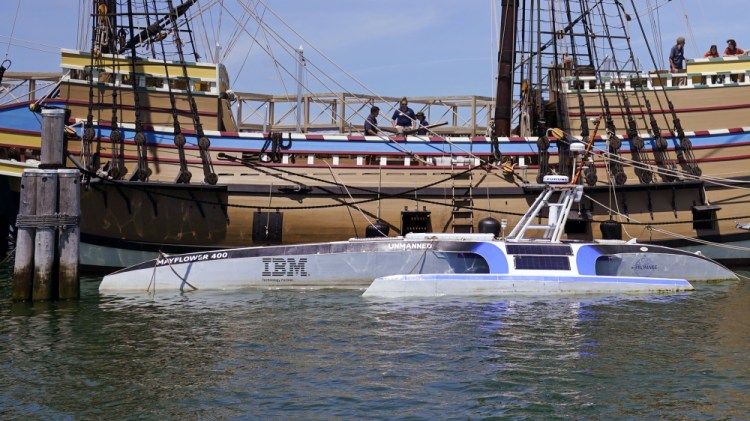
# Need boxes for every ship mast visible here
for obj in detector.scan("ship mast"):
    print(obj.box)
[493,0,519,137]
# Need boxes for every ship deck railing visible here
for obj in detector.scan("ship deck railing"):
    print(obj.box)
[233,92,496,137]
[0,72,62,105]
[561,55,750,93]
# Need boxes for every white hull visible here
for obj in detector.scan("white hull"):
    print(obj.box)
[99,236,737,293]
[363,274,694,297]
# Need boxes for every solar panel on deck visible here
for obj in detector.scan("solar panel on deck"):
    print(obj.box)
[514,255,571,270]
[506,244,572,256]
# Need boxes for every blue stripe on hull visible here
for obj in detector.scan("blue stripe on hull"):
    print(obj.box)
[395,273,692,286]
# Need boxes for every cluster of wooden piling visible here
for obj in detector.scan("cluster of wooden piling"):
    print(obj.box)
[12,108,81,301]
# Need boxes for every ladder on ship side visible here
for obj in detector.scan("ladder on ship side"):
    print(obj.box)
[450,164,474,233]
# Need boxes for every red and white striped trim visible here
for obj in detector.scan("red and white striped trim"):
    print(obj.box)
[70,119,750,142]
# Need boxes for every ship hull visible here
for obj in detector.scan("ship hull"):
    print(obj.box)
[73,176,750,270]
[4,98,750,270]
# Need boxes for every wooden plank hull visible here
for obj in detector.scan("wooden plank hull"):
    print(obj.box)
[565,82,750,136]
[4,82,750,268]
[76,175,750,266]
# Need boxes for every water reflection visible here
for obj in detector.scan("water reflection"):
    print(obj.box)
[0,267,748,419]
[2,288,244,417]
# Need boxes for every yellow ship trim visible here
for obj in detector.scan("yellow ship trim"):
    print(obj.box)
[61,49,218,81]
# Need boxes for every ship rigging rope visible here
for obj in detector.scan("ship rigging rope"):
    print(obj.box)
[615,2,681,183]
[149,251,198,293]
[239,0,407,115]
[580,138,750,191]
[246,5,294,103]
[649,225,750,252]
[0,34,59,54]
[209,0,480,166]
[125,0,150,181]
[0,249,13,265]
[68,149,525,216]
[219,3,432,163]
[229,5,273,86]
[224,0,502,170]
[634,0,692,54]
[600,2,677,183]
[194,0,219,62]
[628,0,690,136]
[65,148,750,228]
[583,0,676,135]
[15,213,80,229]
[225,3,381,119]
[165,0,218,185]
[1,77,64,108]
[585,193,750,252]
[529,124,750,230]
[226,0,473,139]
[323,159,361,238]
[12,75,58,104]
[589,1,632,186]
[547,124,750,192]
[677,0,698,57]
[108,30,124,180]
[3,0,21,59]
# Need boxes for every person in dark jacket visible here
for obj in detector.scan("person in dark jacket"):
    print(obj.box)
[364,106,380,135]
[392,97,415,130]
[669,36,686,72]
[415,111,429,135]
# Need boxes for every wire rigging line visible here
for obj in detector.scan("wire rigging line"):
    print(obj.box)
[222,1,253,61]
[235,0,436,129]
[220,2,468,163]
[195,0,216,62]
[678,0,698,58]
[4,0,22,59]
[245,3,292,100]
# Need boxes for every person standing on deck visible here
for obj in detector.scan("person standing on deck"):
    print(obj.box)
[392,97,416,131]
[364,106,380,135]
[669,36,686,72]
[415,111,429,135]
[724,39,746,56]
[704,45,722,83]
[704,45,720,58]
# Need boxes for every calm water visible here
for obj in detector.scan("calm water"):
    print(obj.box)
[1,264,749,420]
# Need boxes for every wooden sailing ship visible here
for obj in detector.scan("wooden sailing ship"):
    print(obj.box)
[2,0,750,270]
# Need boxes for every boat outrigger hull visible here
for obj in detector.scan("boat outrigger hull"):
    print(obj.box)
[363,274,694,297]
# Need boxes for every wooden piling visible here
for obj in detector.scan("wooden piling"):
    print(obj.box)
[32,170,58,301]
[57,169,80,300]
[12,170,40,301]
[0,176,12,261]
[40,108,66,168]
[12,109,81,302]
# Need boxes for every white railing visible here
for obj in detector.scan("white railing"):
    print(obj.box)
[561,69,750,93]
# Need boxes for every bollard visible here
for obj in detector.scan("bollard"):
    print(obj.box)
[12,170,41,301]
[32,170,58,301]
[57,169,81,300]
[40,108,66,169]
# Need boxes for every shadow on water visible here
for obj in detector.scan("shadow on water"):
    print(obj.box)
[0,263,748,419]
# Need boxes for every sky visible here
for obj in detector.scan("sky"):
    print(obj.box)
[1,0,747,100]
